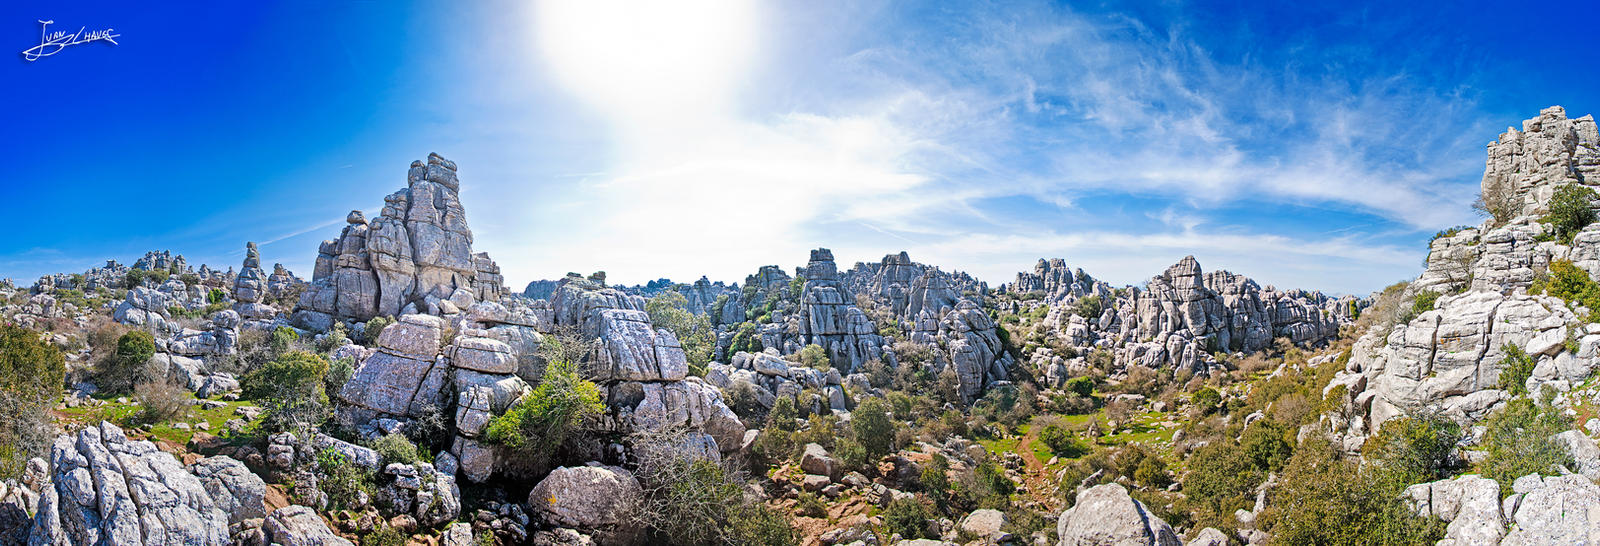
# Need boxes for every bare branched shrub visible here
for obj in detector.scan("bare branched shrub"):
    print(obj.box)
[134,380,190,424]
[1473,178,1518,226]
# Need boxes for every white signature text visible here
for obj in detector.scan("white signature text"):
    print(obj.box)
[21,20,119,61]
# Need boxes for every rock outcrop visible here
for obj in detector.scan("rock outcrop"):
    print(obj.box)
[1057,483,1181,546]
[293,153,504,331]
[527,465,643,545]
[27,422,231,545]
[233,242,277,320]
[1333,107,1600,444]
[783,249,887,374]
[1405,472,1600,545]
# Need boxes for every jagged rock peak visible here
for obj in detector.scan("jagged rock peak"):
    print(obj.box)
[1483,105,1600,218]
[291,153,503,331]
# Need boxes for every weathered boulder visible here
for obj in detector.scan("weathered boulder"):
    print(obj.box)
[527,465,643,545]
[1057,483,1181,546]
[27,422,230,545]
[261,505,354,546]
[189,456,267,524]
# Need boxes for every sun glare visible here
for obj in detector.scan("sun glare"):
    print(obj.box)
[535,0,760,124]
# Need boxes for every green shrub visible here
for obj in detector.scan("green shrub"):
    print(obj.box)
[316,447,373,511]
[1481,397,1572,497]
[484,360,604,456]
[100,330,156,393]
[1542,183,1598,243]
[371,433,420,465]
[361,525,406,546]
[795,492,827,518]
[1361,412,1461,483]
[207,288,227,305]
[1533,260,1600,322]
[361,316,394,344]
[241,351,330,432]
[1192,387,1222,415]
[882,497,936,539]
[269,326,300,354]
[1264,438,1447,546]
[325,357,354,401]
[1064,376,1095,398]
[1073,295,1103,319]
[1039,425,1088,458]
[1240,419,1294,473]
[1184,442,1260,521]
[799,344,830,371]
[1411,291,1441,316]
[0,325,66,479]
[1497,344,1536,396]
[646,291,715,372]
[851,397,894,459]
[729,323,763,354]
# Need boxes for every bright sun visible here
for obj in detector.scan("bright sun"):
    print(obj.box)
[535,0,761,124]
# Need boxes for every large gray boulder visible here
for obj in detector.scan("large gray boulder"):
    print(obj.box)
[28,422,230,545]
[527,465,643,545]
[1057,483,1180,546]
[188,456,267,524]
[261,505,354,546]
[1404,474,1505,546]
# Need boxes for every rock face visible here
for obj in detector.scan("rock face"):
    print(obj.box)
[257,505,354,546]
[112,286,177,334]
[1001,258,1112,304]
[27,422,231,545]
[1482,105,1600,219]
[1057,483,1181,546]
[549,277,746,453]
[1333,107,1600,444]
[526,465,642,545]
[188,456,267,524]
[293,153,504,331]
[786,249,887,374]
[845,253,1015,401]
[1404,472,1600,545]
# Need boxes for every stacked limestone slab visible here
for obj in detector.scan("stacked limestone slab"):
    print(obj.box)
[1329,107,1600,449]
[293,153,504,331]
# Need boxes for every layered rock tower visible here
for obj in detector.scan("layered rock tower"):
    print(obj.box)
[293,153,504,330]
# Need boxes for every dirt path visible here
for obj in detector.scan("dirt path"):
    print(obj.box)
[1016,427,1059,510]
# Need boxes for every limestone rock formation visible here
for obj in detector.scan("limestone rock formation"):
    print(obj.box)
[1056,483,1181,546]
[786,249,887,374]
[188,456,267,525]
[527,465,643,545]
[233,242,276,320]
[293,153,504,331]
[27,422,231,545]
[1000,257,1112,304]
[1405,472,1600,545]
[1333,107,1600,445]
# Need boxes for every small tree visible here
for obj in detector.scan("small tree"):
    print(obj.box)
[1543,183,1598,243]
[0,325,66,479]
[1240,419,1294,473]
[1064,376,1095,398]
[1072,295,1103,319]
[102,330,156,392]
[851,397,894,459]
[242,351,331,432]
[1481,397,1572,496]
[798,344,830,371]
[1362,412,1462,483]
[646,291,716,374]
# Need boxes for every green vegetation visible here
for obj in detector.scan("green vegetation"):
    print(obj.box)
[0,325,66,478]
[1064,376,1095,398]
[1073,295,1103,319]
[1497,344,1537,396]
[729,322,763,354]
[370,433,421,465]
[850,397,894,459]
[315,447,373,511]
[1039,424,1087,458]
[1264,438,1447,546]
[241,350,331,433]
[646,291,716,375]
[133,380,190,424]
[484,360,605,457]
[798,344,830,371]
[1531,260,1600,322]
[633,455,798,546]
[1361,413,1461,483]
[1240,419,1293,473]
[882,497,936,539]
[1542,183,1598,243]
[100,329,156,393]
[1480,397,1572,496]
[1410,290,1440,317]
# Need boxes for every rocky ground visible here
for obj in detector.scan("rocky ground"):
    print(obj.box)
[2,107,1600,546]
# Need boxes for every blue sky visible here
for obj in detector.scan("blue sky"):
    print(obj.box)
[2,1,1597,295]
